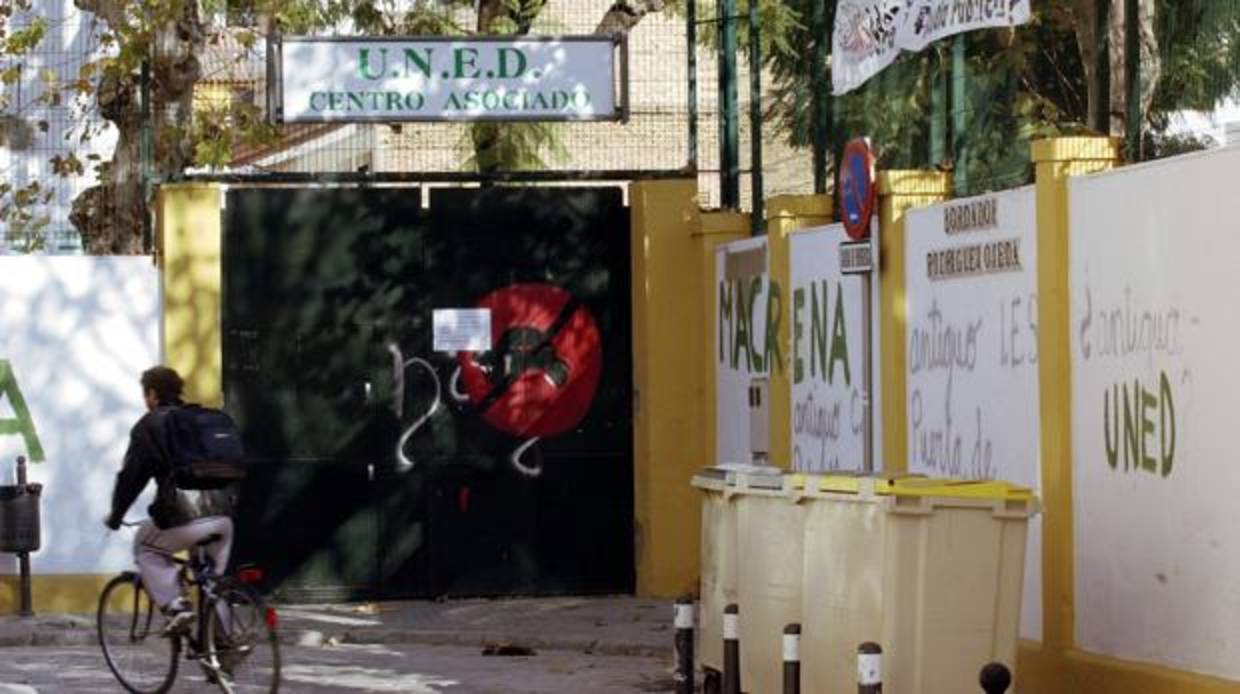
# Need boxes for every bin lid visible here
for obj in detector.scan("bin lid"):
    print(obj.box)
[810,475,1034,501]
[691,467,730,491]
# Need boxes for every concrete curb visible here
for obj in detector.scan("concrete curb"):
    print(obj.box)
[0,624,668,659]
[308,628,668,658]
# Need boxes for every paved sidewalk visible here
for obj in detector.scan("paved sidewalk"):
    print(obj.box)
[0,596,676,658]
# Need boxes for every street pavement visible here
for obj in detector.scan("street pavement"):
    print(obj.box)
[0,596,682,692]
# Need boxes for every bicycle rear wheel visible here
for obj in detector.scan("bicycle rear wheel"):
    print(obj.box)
[97,572,180,694]
[205,579,281,693]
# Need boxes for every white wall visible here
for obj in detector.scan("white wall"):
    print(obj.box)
[0,257,160,574]
[1070,146,1240,680]
[904,187,1042,641]
[715,236,771,465]
[788,223,881,472]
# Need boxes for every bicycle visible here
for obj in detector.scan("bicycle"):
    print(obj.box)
[97,522,281,693]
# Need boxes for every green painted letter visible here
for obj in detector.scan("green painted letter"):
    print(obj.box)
[0,360,43,462]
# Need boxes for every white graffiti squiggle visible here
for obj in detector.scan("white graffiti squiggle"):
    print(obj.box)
[448,365,470,404]
[390,344,441,472]
[391,345,543,477]
[509,436,542,477]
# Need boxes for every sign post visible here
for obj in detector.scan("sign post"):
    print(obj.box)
[839,138,877,472]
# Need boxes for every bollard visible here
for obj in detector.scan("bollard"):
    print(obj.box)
[782,623,801,694]
[857,642,882,694]
[15,456,32,618]
[722,603,741,694]
[673,597,695,694]
[979,662,1012,694]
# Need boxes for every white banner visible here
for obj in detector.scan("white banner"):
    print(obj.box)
[833,0,1032,94]
[278,36,619,122]
[898,0,1031,52]
[832,0,905,96]
[1071,146,1240,680]
[904,187,1042,641]
[788,224,881,472]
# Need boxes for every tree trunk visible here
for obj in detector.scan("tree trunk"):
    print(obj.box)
[71,0,205,254]
[594,0,666,36]
[1073,0,1105,132]
[1073,0,1160,137]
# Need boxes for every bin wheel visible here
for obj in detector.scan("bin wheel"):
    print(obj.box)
[702,667,721,694]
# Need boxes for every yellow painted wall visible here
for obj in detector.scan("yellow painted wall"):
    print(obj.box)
[156,183,224,406]
[630,179,712,597]
[0,574,121,615]
[876,171,952,476]
[765,195,833,470]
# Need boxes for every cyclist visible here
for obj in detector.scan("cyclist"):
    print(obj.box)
[104,365,234,637]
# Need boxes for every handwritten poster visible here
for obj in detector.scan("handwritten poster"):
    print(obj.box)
[1071,146,1240,680]
[788,224,882,472]
[904,187,1041,640]
[715,237,774,466]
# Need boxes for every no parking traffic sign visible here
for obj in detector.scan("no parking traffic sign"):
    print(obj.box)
[839,138,876,241]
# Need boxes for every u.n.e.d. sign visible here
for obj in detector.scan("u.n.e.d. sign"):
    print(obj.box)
[271,35,625,123]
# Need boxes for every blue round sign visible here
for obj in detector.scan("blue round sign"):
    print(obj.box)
[839,138,876,240]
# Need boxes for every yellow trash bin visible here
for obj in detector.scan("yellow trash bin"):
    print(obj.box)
[799,476,1038,694]
[691,468,737,675]
[733,470,805,694]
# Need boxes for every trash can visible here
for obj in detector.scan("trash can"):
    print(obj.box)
[692,467,737,677]
[799,476,1038,694]
[0,483,42,553]
[732,469,805,694]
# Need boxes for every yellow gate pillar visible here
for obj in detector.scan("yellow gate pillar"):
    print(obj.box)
[630,179,716,597]
[155,183,225,406]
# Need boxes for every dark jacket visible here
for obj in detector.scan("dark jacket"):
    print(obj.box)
[106,403,188,530]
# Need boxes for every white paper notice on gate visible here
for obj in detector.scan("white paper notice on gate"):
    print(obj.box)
[433,309,492,352]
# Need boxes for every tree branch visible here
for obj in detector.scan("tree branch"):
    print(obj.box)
[594,0,666,36]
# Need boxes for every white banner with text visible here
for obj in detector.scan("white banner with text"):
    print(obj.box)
[833,0,1032,94]
[277,36,620,122]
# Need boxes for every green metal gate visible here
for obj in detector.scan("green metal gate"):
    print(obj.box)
[221,186,634,601]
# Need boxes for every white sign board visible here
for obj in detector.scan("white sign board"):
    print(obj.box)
[277,36,620,122]
[904,187,1042,640]
[715,237,774,465]
[789,224,882,472]
[0,257,160,575]
[1071,147,1240,679]
[433,308,492,352]
[832,0,1032,94]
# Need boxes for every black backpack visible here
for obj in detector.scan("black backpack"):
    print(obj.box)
[160,404,247,490]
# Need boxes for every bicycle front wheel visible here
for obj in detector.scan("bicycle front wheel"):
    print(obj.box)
[97,572,180,694]
[205,579,281,693]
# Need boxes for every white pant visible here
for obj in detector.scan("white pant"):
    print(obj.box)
[134,516,233,608]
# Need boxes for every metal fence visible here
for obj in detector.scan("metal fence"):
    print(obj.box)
[4,1,1240,252]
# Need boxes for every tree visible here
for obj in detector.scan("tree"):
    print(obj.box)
[0,0,667,254]
[758,0,1239,190]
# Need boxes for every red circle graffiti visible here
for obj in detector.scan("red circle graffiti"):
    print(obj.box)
[457,283,603,438]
